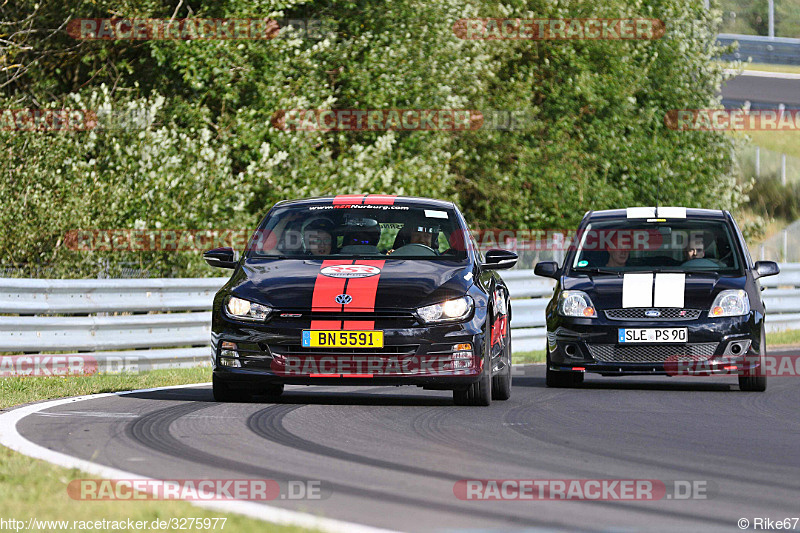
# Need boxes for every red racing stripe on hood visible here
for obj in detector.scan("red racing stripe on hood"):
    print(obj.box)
[342,260,385,329]
[310,260,352,329]
[364,194,396,205]
[332,194,366,205]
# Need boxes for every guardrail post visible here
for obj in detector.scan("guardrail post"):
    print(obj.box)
[781,153,787,185]
[768,0,775,39]
[784,229,789,262]
[755,146,760,178]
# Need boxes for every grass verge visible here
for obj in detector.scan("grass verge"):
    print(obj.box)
[0,366,316,533]
[0,366,212,410]
[768,329,800,347]
[729,130,800,160]
[514,350,546,364]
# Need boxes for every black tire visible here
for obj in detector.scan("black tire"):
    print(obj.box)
[454,322,493,406]
[492,328,512,401]
[739,331,767,392]
[545,349,584,388]
[212,374,252,402]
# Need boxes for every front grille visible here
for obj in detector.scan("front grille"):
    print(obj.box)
[270,310,418,328]
[605,308,702,321]
[587,343,718,363]
[267,344,419,357]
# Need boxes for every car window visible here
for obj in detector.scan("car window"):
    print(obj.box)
[569,219,742,273]
[246,203,469,261]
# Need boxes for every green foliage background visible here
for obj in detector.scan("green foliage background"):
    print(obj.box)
[0,0,742,277]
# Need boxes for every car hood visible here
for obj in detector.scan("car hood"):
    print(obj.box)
[562,272,747,310]
[228,258,473,310]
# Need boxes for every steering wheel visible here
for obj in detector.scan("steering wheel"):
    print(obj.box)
[390,243,438,257]
[682,258,721,268]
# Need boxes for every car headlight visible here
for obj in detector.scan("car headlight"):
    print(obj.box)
[224,296,271,321]
[416,296,473,324]
[558,290,597,318]
[708,289,750,317]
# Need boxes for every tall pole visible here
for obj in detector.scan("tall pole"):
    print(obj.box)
[755,146,760,178]
[769,0,775,38]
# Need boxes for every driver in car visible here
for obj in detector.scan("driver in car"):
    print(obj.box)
[303,219,334,256]
[387,222,440,254]
[604,233,631,268]
[684,237,705,261]
[683,232,713,265]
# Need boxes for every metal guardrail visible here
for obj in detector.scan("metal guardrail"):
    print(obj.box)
[0,278,227,373]
[717,33,800,66]
[3,266,800,372]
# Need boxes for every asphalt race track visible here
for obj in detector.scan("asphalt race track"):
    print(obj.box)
[13,349,800,532]
[721,70,800,108]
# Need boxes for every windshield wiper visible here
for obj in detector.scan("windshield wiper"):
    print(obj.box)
[573,267,622,277]
[649,268,721,276]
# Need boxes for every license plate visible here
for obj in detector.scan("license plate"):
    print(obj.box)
[302,330,384,348]
[618,328,687,343]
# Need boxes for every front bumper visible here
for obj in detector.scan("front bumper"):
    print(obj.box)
[211,306,493,389]
[547,312,761,376]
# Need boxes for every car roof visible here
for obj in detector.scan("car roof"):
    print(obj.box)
[274,196,456,209]
[584,207,727,221]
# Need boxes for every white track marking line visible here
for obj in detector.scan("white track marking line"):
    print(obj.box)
[0,383,399,533]
[725,68,800,80]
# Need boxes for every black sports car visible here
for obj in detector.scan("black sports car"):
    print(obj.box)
[204,195,517,405]
[534,207,779,391]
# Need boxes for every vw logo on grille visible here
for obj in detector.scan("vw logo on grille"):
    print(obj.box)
[644,309,661,318]
[335,294,353,305]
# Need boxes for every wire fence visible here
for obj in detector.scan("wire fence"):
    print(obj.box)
[740,145,800,185]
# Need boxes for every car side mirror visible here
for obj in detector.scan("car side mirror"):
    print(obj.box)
[534,261,559,279]
[753,261,779,279]
[203,247,238,269]
[481,249,518,270]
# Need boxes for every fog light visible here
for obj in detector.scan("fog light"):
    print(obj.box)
[452,343,473,359]
[219,341,241,367]
[723,340,752,357]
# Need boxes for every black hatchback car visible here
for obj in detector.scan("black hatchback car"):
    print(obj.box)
[534,207,779,391]
[204,195,517,405]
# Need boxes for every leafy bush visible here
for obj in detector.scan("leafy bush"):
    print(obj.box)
[0,0,743,277]
[748,177,800,221]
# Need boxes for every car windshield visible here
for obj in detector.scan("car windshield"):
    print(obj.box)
[246,202,469,261]
[569,219,742,273]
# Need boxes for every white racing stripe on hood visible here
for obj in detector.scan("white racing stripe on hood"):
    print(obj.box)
[622,273,653,308]
[654,273,685,307]
[626,207,656,218]
[656,206,686,219]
